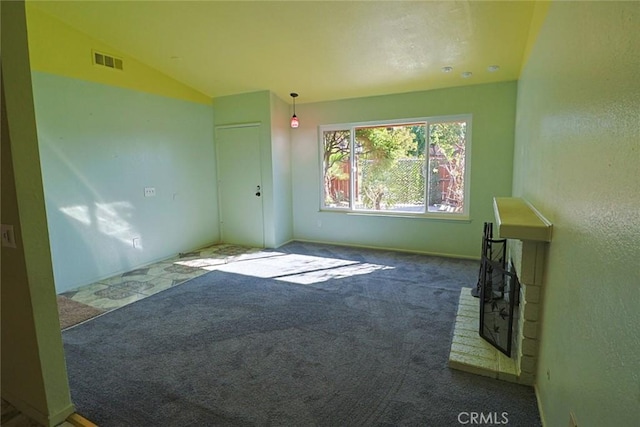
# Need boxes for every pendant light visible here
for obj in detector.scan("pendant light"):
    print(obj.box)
[290,92,299,128]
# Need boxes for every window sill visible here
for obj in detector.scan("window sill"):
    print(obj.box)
[319,209,471,222]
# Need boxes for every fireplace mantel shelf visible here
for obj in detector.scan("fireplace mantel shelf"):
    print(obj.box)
[493,197,552,242]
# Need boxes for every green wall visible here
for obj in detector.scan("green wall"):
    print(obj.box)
[270,93,294,246]
[1,2,74,424]
[32,72,217,293]
[291,82,517,258]
[514,1,640,425]
[213,90,293,248]
[24,7,218,293]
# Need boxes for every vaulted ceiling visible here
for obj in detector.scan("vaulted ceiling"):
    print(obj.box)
[29,0,538,103]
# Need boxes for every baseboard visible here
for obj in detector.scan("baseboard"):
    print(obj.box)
[2,391,75,427]
[291,238,480,261]
[189,240,222,252]
[534,384,546,426]
[57,240,221,295]
[273,239,295,249]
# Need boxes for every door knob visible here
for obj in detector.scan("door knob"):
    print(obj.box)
[255,185,261,197]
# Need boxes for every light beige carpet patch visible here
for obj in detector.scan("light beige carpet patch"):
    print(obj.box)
[57,296,105,330]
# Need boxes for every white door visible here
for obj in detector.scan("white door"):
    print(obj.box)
[216,125,264,247]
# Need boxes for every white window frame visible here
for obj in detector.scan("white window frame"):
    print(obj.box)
[318,114,472,220]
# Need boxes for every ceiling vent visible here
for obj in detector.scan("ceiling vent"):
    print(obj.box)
[93,50,123,71]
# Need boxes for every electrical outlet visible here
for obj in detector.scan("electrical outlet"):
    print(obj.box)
[144,187,156,197]
[1,224,17,248]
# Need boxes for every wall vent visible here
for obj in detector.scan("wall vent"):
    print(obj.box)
[93,50,123,70]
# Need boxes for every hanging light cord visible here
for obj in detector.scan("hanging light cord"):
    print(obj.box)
[290,92,299,128]
[291,92,298,117]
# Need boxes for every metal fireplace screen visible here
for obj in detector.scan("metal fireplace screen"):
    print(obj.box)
[478,222,520,357]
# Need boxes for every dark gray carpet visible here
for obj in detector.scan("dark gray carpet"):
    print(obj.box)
[62,241,541,426]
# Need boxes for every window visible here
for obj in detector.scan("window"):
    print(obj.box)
[320,115,471,217]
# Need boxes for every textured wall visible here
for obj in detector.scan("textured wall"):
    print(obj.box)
[291,82,517,258]
[513,1,640,425]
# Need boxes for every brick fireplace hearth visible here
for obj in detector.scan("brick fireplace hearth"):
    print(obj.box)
[449,197,552,385]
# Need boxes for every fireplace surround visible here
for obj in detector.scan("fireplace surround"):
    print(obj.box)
[449,197,552,385]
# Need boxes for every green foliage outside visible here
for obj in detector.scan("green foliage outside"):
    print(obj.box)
[323,130,351,207]
[355,126,418,210]
[359,159,424,209]
[428,122,467,211]
[323,121,466,212]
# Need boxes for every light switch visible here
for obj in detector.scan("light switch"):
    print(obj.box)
[144,187,156,197]
[1,224,17,248]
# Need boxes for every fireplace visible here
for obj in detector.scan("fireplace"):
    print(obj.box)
[449,198,552,385]
[477,222,519,358]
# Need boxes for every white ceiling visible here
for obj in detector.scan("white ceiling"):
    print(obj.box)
[29,0,538,103]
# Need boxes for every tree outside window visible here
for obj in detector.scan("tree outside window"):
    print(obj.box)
[321,116,470,216]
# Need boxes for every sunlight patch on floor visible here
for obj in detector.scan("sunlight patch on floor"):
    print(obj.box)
[204,253,394,285]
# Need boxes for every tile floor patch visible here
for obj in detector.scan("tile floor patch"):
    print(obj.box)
[122,268,150,277]
[134,278,174,296]
[94,287,139,300]
[115,280,155,293]
[58,244,263,317]
[61,290,78,299]
[163,264,200,274]
[179,251,202,258]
